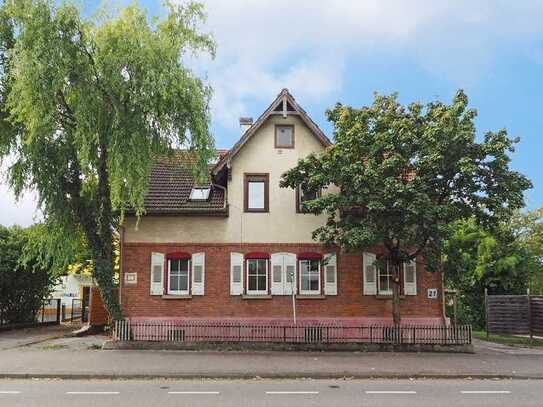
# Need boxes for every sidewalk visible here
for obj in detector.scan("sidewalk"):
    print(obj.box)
[1,338,543,379]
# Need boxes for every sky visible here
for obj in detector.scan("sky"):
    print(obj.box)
[1,0,543,226]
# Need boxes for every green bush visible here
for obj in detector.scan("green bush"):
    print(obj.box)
[0,225,55,324]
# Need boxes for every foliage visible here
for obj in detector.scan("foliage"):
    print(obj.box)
[444,211,543,328]
[0,1,215,319]
[0,225,56,324]
[280,91,532,323]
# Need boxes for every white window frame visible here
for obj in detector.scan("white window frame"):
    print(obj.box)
[299,259,321,295]
[377,261,393,296]
[246,258,268,295]
[167,258,190,296]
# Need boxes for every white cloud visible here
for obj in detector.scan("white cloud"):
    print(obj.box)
[183,0,543,130]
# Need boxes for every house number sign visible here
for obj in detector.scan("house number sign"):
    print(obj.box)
[427,288,438,299]
[124,273,137,285]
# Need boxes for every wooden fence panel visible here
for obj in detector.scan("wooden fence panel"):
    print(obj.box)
[532,296,543,337]
[487,294,543,336]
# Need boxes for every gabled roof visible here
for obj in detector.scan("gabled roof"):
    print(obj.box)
[212,89,331,175]
[141,151,229,215]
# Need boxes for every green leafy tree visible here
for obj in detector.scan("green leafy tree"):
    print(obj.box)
[0,1,215,320]
[0,225,56,324]
[443,217,540,327]
[280,91,531,324]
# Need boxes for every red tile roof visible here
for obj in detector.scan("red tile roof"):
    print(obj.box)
[142,151,228,215]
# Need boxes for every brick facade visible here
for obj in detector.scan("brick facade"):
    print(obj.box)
[120,242,445,324]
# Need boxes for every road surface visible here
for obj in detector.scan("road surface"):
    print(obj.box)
[0,378,541,406]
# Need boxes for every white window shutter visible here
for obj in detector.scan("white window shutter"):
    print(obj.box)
[324,253,337,295]
[230,252,244,295]
[284,253,297,295]
[363,252,377,295]
[271,253,284,295]
[191,252,205,295]
[403,259,417,295]
[150,252,164,296]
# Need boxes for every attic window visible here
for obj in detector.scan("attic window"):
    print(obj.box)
[189,186,211,201]
[275,125,294,148]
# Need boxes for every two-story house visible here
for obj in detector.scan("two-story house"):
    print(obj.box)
[119,89,446,326]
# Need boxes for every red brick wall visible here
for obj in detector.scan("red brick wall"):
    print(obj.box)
[89,287,119,326]
[120,243,444,323]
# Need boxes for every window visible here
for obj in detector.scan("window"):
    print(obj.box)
[168,258,190,295]
[378,261,393,295]
[297,184,321,213]
[247,258,268,295]
[244,174,269,212]
[189,186,210,201]
[275,125,294,148]
[299,259,321,295]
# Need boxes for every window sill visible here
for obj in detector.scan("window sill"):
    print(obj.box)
[162,294,192,300]
[296,294,326,299]
[375,295,405,300]
[242,294,272,300]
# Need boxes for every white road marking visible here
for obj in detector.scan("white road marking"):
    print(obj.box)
[0,391,21,394]
[365,391,417,394]
[168,391,220,395]
[66,391,120,395]
[266,391,320,395]
[460,390,511,394]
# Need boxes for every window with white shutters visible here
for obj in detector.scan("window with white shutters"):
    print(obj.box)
[150,252,164,296]
[271,253,297,295]
[191,252,205,295]
[230,252,244,295]
[323,253,337,295]
[403,259,417,295]
[363,252,377,295]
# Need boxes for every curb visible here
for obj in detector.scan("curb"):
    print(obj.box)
[1,373,542,380]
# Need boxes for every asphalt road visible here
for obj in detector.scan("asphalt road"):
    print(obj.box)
[0,378,541,407]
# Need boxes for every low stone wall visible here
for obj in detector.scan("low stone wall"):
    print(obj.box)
[103,340,474,353]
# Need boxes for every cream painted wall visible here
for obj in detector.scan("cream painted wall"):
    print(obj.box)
[124,115,331,244]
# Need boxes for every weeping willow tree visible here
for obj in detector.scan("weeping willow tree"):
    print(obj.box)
[0,0,215,320]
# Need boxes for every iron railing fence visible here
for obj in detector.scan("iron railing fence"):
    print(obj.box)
[0,299,61,330]
[114,320,471,346]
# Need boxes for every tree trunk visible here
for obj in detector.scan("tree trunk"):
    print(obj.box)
[392,261,401,325]
[92,256,122,321]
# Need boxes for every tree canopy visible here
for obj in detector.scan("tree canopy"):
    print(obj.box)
[0,0,215,319]
[0,225,56,325]
[280,91,532,323]
[444,211,543,327]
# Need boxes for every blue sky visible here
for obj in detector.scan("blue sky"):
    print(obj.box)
[1,0,542,226]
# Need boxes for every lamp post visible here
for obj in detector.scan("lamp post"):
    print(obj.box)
[290,268,297,325]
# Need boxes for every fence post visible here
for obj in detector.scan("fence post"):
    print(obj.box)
[527,288,533,342]
[484,288,489,338]
[55,299,61,324]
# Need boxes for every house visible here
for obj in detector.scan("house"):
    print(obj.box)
[119,89,445,326]
[51,274,93,321]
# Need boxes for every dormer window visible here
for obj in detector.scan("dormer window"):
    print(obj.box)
[275,125,294,148]
[189,186,211,201]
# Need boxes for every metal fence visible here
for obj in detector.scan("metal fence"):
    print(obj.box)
[485,292,543,337]
[0,299,61,331]
[114,320,472,346]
